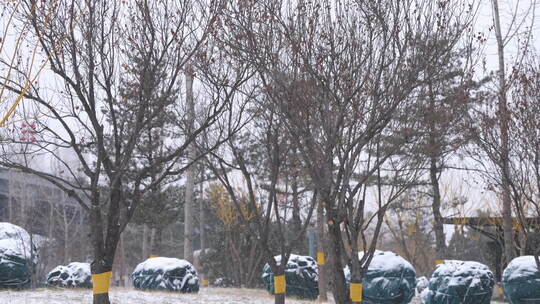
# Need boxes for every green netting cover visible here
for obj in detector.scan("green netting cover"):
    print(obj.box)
[132,257,199,293]
[345,250,416,304]
[46,262,92,288]
[0,252,32,289]
[0,222,36,289]
[502,256,540,304]
[422,260,494,304]
[261,254,319,299]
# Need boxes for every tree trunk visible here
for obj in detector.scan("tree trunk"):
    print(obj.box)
[155,227,162,256]
[119,233,126,287]
[492,0,515,264]
[327,216,348,304]
[274,267,286,304]
[63,207,70,262]
[183,64,195,263]
[291,175,302,234]
[90,206,112,304]
[316,201,328,301]
[142,224,148,259]
[349,271,362,304]
[430,156,446,260]
[199,169,206,284]
[91,185,123,304]
[150,227,156,255]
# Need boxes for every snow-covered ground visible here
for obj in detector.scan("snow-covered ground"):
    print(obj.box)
[0,287,507,303]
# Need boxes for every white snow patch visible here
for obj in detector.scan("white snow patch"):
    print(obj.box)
[344,250,414,276]
[416,276,429,293]
[433,260,492,279]
[503,255,540,282]
[0,287,507,303]
[133,257,194,274]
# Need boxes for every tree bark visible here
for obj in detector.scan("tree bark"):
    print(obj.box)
[184,64,195,263]
[199,170,206,284]
[150,227,156,255]
[492,0,515,264]
[326,216,348,304]
[430,156,446,260]
[142,224,148,259]
[316,201,328,301]
[119,233,126,287]
[274,267,286,304]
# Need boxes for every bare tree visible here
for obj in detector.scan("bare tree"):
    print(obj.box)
[467,0,537,267]
[0,1,233,303]
[509,52,540,268]
[201,85,318,303]
[492,0,516,265]
[214,1,476,302]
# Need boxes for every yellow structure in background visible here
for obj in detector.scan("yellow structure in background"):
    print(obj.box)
[274,275,286,294]
[149,255,159,258]
[435,260,445,265]
[203,279,209,287]
[92,271,112,295]
[317,252,325,265]
[350,283,362,302]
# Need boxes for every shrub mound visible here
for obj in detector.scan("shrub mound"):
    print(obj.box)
[46,262,92,288]
[261,254,318,299]
[132,257,199,293]
[0,222,37,289]
[502,256,540,304]
[344,250,416,304]
[422,260,494,304]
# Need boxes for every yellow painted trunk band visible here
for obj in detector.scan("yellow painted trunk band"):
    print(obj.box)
[317,252,325,265]
[435,259,445,265]
[203,279,209,287]
[92,271,112,295]
[274,275,286,294]
[350,283,362,302]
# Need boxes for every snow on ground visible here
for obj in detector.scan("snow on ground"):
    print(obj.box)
[0,287,508,304]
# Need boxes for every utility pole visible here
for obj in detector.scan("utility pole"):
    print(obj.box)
[491,0,515,265]
[183,64,195,263]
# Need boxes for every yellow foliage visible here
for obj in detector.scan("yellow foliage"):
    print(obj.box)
[207,183,256,228]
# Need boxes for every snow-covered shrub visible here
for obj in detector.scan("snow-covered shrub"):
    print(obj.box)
[502,256,540,304]
[132,257,199,293]
[344,250,416,304]
[0,222,38,289]
[416,276,429,294]
[422,260,494,304]
[211,277,234,287]
[46,262,91,288]
[261,254,318,299]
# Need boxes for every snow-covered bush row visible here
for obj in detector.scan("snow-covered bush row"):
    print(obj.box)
[132,257,199,293]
